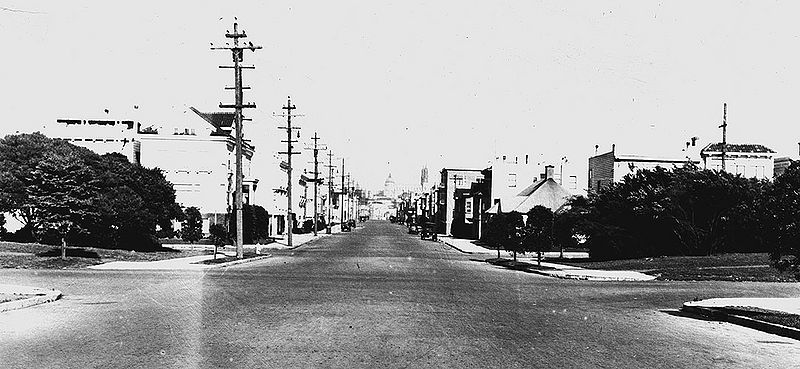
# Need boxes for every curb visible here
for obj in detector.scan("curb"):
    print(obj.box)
[484,260,656,281]
[0,285,62,313]
[205,254,273,268]
[681,304,800,341]
[436,240,474,254]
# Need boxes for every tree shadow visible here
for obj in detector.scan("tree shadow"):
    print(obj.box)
[36,247,100,258]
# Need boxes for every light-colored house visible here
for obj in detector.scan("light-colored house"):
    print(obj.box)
[486,166,572,215]
[700,143,775,180]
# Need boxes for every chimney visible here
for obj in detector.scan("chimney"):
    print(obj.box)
[545,165,554,180]
[612,143,615,153]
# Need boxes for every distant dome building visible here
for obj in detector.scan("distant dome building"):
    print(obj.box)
[384,173,397,198]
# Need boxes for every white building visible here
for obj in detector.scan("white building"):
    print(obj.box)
[45,107,260,234]
[700,143,775,180]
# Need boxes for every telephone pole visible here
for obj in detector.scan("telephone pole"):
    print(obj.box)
[340,158,346,229]
[325,151,336,234]
[211,21,261,259]
[719,102,727,172]
[277,97,301,247]
[306,132,326,236]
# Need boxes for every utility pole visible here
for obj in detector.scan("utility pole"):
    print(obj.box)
[306,132,326,236]
[325,151,336,234]
[211,21,261,259]
[340,158,346,229]
[277,97,301,247]
[719,102,727,172]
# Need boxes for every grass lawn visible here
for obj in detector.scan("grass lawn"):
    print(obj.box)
[0,241,211,269]
[559,253,797,282]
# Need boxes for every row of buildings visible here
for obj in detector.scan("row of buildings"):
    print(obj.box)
[398,138,789,240]
[40,107,364,238]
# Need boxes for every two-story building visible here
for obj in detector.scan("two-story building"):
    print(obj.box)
[436,168,484,235]
[588,144,698,193]
[700,143,775,180]
[46,107,259,234]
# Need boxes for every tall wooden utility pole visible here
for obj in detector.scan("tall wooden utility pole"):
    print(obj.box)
[325,151,336,234]
[719,102,727,172]
[306,132,326,236]
[340,158,346,228]
[277,97,301,247]
[211,21,261,259]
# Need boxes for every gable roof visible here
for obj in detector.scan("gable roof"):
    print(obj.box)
[701,143,776,154]
[486,178,573,215]
[509,178,572,213]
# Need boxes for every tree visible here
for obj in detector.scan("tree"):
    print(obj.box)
[0,133,184,251]
[522,206,554,266]
[766,161,800,279]
[22,140,101,257]
[482,213,506,259]
[181,207,203,244]
[579,165,770,260]
[209,223,228,259]
[553,196,590,258]
[503,212,525,261]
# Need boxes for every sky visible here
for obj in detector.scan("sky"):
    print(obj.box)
[2,1,800,192]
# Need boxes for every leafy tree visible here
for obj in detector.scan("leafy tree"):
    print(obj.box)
[209,223,228,259]
[580,165,770,260]
[553,196,591,258]
[522,206,554,266]
[229,204,271,244]
[181,207,203,243]
[0,133,183,251]
[766,161,800,278]
[481,213,506,259]
[252,205,270,242]
[503,211,525,261]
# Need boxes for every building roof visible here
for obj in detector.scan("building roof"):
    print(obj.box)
[486,178,572,214]
[509,178,572,213]
[189,107,234,136]
[701,143,776,154]
[614,153,697,164]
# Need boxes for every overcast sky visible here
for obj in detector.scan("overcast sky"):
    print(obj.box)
[2,1,799,191]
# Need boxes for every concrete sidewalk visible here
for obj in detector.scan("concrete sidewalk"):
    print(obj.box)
[683,297,800,340]
[91,225,344,271]
[0,284,62,313]
[439,236,655,281]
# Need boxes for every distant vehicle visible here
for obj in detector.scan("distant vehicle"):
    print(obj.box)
[420,222,437,241]
[408,224,420,235]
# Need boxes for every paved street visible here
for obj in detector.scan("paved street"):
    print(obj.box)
[1,220,799,368]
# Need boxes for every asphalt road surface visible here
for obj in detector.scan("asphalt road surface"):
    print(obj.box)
[1,220,799,368]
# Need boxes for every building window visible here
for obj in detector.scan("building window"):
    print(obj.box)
[508,173,517,187]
